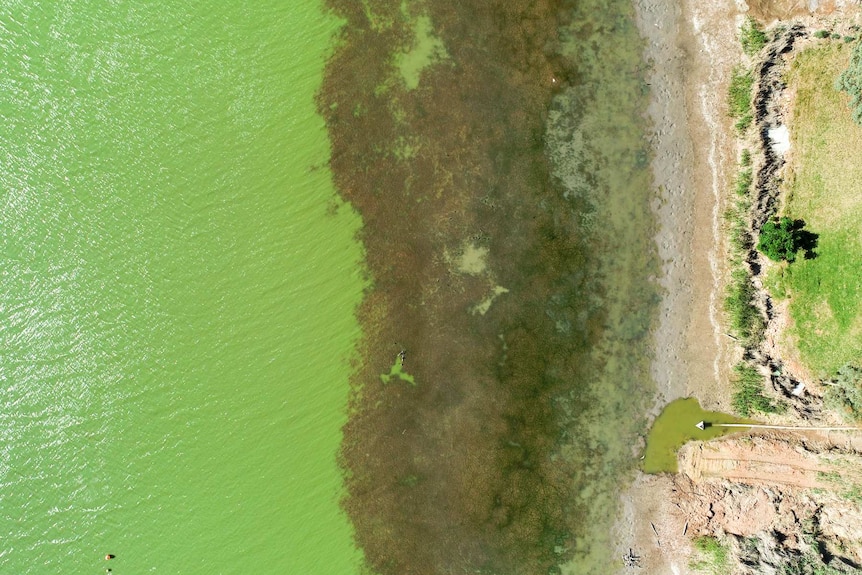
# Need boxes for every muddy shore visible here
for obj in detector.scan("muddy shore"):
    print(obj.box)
[614,0,738,571]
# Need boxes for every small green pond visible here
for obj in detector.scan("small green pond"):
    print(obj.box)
[642,398,754,473]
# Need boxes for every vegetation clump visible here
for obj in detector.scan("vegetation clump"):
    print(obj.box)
[728,67,754,131]
[740,17,768,56]
[824,364,862,422]
[725,269,764,345]
[757,217,817,262]
[836,39,862,124]
[731,363,785,417]
[690,536,730,575]
[723,165,762,346]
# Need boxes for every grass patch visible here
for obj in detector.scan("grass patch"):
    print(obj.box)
[731,363,785,417]
[689,536,731,575]
[740,17,768,57]
[823,364,862,421]
[782,43,862,377]
[725,268,764,345]
[728,66,754,132]
[723,161,764,346]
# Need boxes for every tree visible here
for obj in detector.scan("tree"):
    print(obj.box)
[837,40,862,125]
[757,217,817,262]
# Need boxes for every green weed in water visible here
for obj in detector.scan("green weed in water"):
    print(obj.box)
[380,354,416,385]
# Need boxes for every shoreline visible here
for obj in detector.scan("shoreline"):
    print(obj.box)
[615,0,741,571]
[618,1,862,573]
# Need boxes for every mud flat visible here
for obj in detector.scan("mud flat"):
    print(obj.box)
[615,0,738,571]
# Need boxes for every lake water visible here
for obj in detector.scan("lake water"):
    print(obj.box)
[0,2,365,573]
[1,1,666,574]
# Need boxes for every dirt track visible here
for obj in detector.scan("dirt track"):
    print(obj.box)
[679,432,862,488]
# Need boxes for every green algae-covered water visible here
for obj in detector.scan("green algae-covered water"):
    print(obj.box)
[0,2,365,574]
[643,399,752,473]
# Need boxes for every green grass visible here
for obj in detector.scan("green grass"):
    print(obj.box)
[731,363,786,417]
[689,536,731,575]
[728,66,754,132]
[781,43,862,377]
[642,398,753,473]
[740,17,768,57]
[725,269,764,345]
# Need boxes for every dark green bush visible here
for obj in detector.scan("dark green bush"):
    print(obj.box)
[757,217,818,262]
[758,217,799,261]
[740,148,751,167]
[814,30,830,39]
[837,40,862,125]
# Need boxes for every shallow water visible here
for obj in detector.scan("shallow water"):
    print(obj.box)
[320,1,663,573]
[643,399,752,473]
[0,2,364,573]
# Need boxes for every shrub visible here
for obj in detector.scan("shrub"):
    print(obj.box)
[758,217,799,261]
[740,148,752,167]
[740,17,768,56]
[837,39,862,125]
[823,364,862,421]
[757,217,818,262]
[814,30,830,39]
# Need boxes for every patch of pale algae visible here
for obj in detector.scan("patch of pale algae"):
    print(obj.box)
[471,285,510,316]
[445,241,510,316]
[396,15,448,90]
[457,243,488,275]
